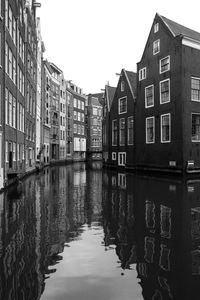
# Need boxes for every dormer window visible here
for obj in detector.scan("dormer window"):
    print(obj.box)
[153,39,160,55]
[154,23,159,33]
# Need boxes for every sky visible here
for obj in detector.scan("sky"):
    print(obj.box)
[37,0,200,94]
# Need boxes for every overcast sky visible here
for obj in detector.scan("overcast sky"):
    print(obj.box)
[37,0,200,94]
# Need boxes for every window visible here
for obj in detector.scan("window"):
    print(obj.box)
[145,85,154,108]
[73,124,77,134]
[128,116,134,145]
[139,67,146,81]
[112,119,117,146]
[81,125,84,135]
[154,23,159,33]
[74,111,77,120]
[160,79,170,104]
[74,98,77,107]
[13,142,16,161]
[112,152,116,160]
[161,114,171,143]
[119,118,125,146]
[191,77,200,101]
[160,56,170,73]
[192,113,200,142]
[118,152,126,166]
[93,107,97,115]
[118,97,127,114]
[153,39,160,55]
[121,81,125,92]
[146,117,155,144]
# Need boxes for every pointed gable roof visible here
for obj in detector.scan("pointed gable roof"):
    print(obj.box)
[123,69,137,99]
[159,14,200,41]
[105,85,116,112]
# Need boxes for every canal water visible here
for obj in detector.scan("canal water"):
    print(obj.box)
[0,162,200,300]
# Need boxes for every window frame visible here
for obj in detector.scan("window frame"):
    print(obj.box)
[191,77,200,102]
[119,118,125,146]
[127,116,134,145]
[112,152,116,160]
[146,116,155,144]
[191,113,200,142]
[139,67,147,81]
[112,119,117,146]
[160,79,170,104]
[161,113,171,143]
[118,96,127,114]
[118,152,126,166]
[153,39,160,55]
[145,84,154,108]
[154,23,159,33]
[160,56,170,74]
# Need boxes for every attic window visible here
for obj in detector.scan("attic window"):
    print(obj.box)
[121,81,125,92]
[154,23,159,33]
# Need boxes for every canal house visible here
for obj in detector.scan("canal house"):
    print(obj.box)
[102,85,116,164]
[86,93,104,160]
[136,13,200,174]
[107,69,136,169]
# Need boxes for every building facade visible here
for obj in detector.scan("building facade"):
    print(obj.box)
[86,93,103,160]
[70,83,87,161]
[102,85,116,164]
[107,69,136,169]
[136,13,200,174]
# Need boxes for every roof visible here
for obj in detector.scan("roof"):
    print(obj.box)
[105,85,116,111]
[89,93,104,106]
[124,70,137,97]
[159,14,200,41]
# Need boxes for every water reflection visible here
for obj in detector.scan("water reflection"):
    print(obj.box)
[0,164,200,299]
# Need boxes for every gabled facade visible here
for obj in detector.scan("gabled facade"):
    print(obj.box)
[102,85,116,163]
[86,93,103,160]
[107,69,136,169]
[69,83,87,161]
[136,13,200,174]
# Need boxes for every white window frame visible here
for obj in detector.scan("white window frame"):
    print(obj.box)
[146,117,155,144]
[153,39,160,55]
[161,113,171,143]
[118,96,127,114]
[118,152,126,166]
[119,118,125,146]
[145,85,154,108]
[160,79,170,104]
[139,67,146,81]
[191,77,200,102]
[112,152,116,160]
[160,56,170,74]
[154,23,159,33]
[192,113,200,142]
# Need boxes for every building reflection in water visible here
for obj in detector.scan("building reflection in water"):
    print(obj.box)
[0,163,200,299]
[102,172,200,299]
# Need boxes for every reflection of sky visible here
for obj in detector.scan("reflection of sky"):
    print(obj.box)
[41,225,142,300]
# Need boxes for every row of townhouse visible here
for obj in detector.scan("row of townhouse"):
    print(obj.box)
[103,13,200,174]
[0,0,91,190]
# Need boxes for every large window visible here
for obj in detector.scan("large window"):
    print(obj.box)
[118,97,127,114]
[112,120,118,146]
[191,77,200,101]
[145,85,154,108]
[160,56,170,73]
[119,118,125,146]
[160,79,170,104]
[128,116,134,145]
[192,113,200,142]
[161,114,171,143]
[153,39,160,55]
[146,117,155,144]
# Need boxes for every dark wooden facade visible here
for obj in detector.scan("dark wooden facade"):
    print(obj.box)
[136,13,200,174]
[107,69,136,169]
